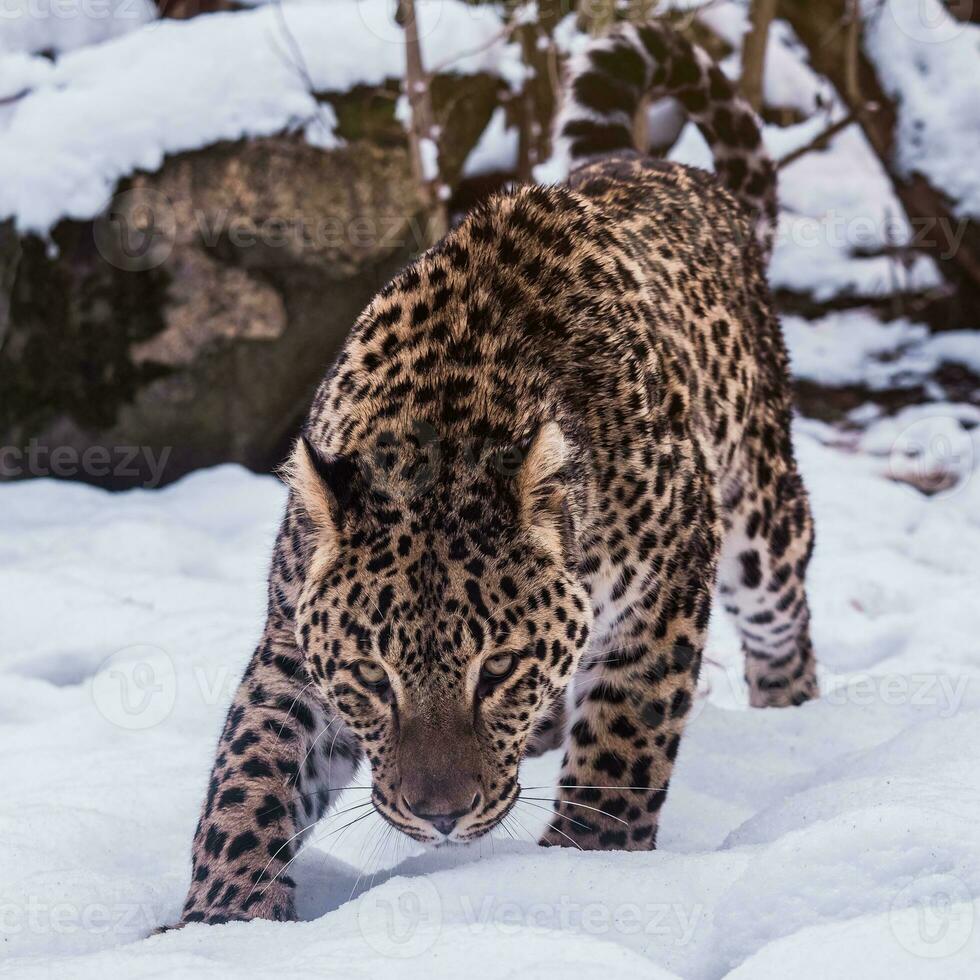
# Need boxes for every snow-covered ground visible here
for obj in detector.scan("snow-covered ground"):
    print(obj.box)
[2,1,979,976]
[2,407,979,978]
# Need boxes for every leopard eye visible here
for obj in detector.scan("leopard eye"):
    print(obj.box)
[482,653,515,678]
[477,653,517,700]
[354,660,389,690]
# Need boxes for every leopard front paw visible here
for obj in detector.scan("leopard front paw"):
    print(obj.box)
[174,877,297,929]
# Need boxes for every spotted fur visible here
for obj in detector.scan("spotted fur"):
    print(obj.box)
[551,20,779,255]
[168,20,816,928]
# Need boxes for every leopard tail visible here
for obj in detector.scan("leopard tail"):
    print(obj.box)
[546,21,777,257]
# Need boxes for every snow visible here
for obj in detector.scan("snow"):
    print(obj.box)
[760,19,836,116]
[0,0,517,232]
[922,331,980,375]
[689,2,946,301]
[698,6,834,116]
[859,403,980,496]
[546,2,945,303]
[0,0,964,312]
[2,2,977,974]
[2,414,979,977]
[862,0,980,220]
[663,112,942,302]
[781,309,980,389]
[0,0,156,56]
[463,107,519,177]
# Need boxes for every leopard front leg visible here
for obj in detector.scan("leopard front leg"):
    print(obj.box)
[172,626,361,927]
[541,555,715,850]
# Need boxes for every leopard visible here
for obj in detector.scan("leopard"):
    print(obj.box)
[166,19,818,928]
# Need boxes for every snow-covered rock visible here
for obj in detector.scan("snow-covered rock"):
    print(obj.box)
[0,0,517,232]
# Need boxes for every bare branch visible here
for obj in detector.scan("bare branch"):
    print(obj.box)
[781,0,980,305]
[0,89,31,107]
[398,0,448,238]
[740,0,778,111]
[776,109,860,169]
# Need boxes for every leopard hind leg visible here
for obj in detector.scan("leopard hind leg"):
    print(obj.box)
[718,460,818,708]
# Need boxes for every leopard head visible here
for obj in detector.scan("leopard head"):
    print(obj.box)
[285,421,592,843]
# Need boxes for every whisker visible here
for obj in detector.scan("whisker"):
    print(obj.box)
[505,808,541,847]
[320,799,376,822]
[538,817,583,850]
[255,787,371,820]
[271,681,315,747]
[519,795,630,826]
[269,805,376,899]
[242,809,327,905]
[290,717,342,786]
[362,823,393,897]
[500,815,521,843]
[514,798,590,832]
[316,804,376,859]
[349,819,385,902]
[520,784,670,792]
[323,719,351,792]
[498,816,517,842]
[244,798,376,905]
[368,826,395,894]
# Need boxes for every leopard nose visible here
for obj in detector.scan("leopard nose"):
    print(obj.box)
[402,792,481,836]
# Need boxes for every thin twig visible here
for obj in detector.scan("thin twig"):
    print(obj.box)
[777,109,861,169]
[426,22,518,78]
[268,0,334,140]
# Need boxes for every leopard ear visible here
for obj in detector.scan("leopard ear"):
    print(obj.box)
[516,422,576,561]
[282,436,358,533]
